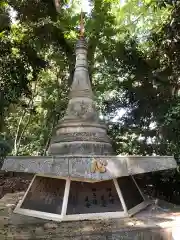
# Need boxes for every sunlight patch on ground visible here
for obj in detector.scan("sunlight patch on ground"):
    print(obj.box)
[170,216,180,240]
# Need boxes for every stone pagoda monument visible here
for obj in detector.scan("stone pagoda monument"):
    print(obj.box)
[1,13,177,224]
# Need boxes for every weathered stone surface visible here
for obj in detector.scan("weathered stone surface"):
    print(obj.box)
[49,142,114,155]
[52,132,111,143]
[2,156,177,181]
[48,37,114,156]
[126,156,177,175]
[69,157,114,180]
[44,223,58,230]
[2,156,69,177]
[35,227,44,235]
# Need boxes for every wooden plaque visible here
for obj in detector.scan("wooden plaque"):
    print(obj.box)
[67,180,123,215]
[20,176,66,214]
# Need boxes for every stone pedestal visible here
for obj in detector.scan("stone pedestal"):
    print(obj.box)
[2,156,177,222]
[0,191,180,240]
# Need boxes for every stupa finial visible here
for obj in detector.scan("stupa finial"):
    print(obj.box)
[80,9,85,38]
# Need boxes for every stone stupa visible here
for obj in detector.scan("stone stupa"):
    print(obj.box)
[1,13,177,224]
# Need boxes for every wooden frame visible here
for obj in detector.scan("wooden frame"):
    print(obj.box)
[14,174,151,222]
[14,174,66,221]
[128,200,152,216]
[14,207,63,222]
[113,179,128,213]
[126,177,152,216]
[131,175,146,200]
[63,211,128,221]
[63,178,127,221]
[61,178,70,216]
[116,175,152,217]
[14,175,36,211]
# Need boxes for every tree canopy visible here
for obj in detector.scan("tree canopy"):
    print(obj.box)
[0,0,180,160]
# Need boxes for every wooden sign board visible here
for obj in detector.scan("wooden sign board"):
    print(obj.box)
[21,176,66,214]
[67,180,123,215]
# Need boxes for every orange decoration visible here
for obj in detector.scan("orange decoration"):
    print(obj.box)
[80,9,85,38]
[90,158,107,173]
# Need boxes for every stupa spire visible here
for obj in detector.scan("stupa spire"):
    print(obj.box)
[80,9,85,38]
[69,10,93,100]
[48,11,114,155]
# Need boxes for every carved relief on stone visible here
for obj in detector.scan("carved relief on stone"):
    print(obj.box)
[66,100,98,121]
[69,103,82,117]
[76,53,86,62]
[71,68,92,94]
[49,141,113,155]
[52,132,110,143]
[90,158,108,173]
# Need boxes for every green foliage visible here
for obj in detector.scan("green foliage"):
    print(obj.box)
[0,0,180,160]
[0,135,11,162]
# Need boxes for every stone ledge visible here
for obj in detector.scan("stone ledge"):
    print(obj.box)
[1,156,177,181]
